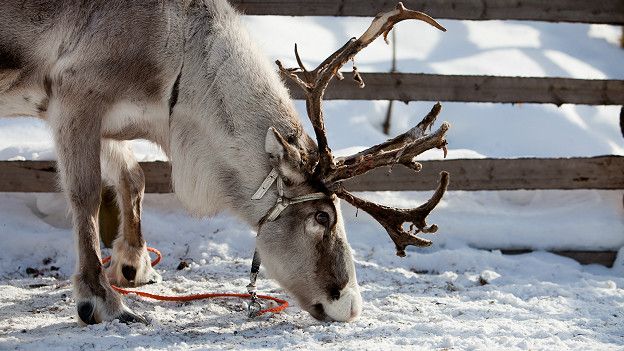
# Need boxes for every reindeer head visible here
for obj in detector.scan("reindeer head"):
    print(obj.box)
[254,3,449,322]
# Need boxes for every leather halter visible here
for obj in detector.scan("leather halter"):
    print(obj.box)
[252,168,328,223]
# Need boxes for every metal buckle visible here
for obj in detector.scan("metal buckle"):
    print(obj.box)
[246,280,262,318]
[265,196,290,222]
[246,250,262,318]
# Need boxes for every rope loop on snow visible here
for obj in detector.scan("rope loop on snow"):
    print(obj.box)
[102,247,289,316]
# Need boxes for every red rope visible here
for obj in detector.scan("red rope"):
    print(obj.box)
[102,247,288,316]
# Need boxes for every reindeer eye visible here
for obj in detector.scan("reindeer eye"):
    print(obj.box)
[315,211,330,226]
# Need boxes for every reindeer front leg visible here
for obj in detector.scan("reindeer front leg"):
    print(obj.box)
[101,140,161,287]
[50,95,145,325]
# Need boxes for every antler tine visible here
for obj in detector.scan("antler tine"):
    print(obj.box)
[306,92,335,175]
[276,59,310,92]
[325,103,449,186]
[326,122,449,186]
[294,44,309,73]
[362,2,447,45]
[337,103,441,165]
[336,172,450,257]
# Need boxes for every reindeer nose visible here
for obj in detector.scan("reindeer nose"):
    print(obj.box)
[349,297,362,321]
[321,286,362,322]
[329,287,341,300]
[327,280,348,301]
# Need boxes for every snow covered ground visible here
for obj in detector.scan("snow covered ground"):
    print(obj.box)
[1,13,624,351]
[1,193,624,350]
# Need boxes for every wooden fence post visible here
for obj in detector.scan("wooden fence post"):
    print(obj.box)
[620,106,624,137]
[620,106,624,212]
[382,30,397,135]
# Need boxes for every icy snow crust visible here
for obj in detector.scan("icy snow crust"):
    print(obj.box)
[1,17,623,350]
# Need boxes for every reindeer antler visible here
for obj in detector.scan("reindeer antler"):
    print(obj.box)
[277,3,451,257]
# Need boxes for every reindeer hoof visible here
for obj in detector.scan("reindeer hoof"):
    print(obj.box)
[121,264,163,284]
[107,240,162,287]
[121,265,137,281]
[116,311,148,325]
[76,300,147,325]
[77,301,97,325]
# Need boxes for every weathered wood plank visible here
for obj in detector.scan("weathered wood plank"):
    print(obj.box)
[139,161,173,193]
[1,156,622,193]
[344,156,624,191]
[231,0,624,25]
[286,73,624,106]
[500,249,617,267]
[0,161,173,194]
[0,161,58,193]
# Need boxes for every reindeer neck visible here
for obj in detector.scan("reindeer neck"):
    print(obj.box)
[165,1,303,225]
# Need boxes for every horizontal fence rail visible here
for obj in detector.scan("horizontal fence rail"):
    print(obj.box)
[286,73,624,105]
[500,250,617,267]
[231,0,624,24]
[345,156,624,191]
[1,156,622,193]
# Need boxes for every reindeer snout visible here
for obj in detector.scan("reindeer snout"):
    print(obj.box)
[321,286,362,322]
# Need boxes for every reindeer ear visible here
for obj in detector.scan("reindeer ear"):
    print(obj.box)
[264,127,306,184]
[265,127,287,159]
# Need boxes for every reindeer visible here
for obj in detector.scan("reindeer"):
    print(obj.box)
[0,0,449,324]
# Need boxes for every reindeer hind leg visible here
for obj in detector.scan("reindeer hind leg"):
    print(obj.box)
[101,139,161,287]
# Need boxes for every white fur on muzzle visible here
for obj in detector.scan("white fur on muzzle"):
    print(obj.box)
[323,286,362,322]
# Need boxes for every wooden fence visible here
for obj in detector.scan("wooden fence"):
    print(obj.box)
[231,0,624,24]
[2,156,623,193]
[1,0,623,266]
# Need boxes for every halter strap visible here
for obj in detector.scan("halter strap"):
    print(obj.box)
[252,168,328,222]
[251,168,279,200]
